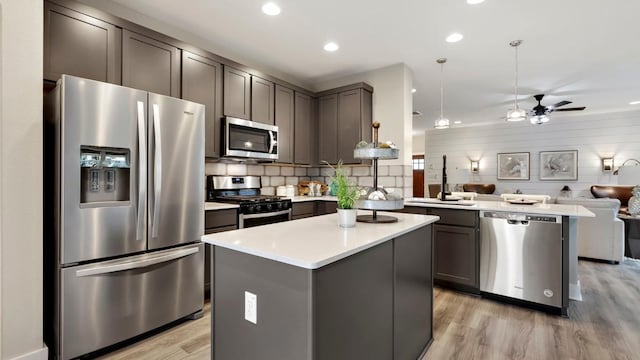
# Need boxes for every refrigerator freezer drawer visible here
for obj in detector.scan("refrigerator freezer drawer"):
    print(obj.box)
[58,243,203,360]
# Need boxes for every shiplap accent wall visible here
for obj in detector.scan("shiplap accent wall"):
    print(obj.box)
[424,110,640,197]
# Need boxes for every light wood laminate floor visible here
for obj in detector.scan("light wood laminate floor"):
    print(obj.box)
[97,259,640,360]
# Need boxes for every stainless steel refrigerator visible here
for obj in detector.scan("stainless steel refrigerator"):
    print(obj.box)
[44,75,205,360]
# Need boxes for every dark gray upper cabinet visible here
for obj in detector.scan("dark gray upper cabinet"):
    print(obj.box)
[274,85,294,163]
[182,51,223,158]
[251,76,275,124]
[223,66,251,119]
[44,1,121,84]
[318,94,339,164]
[294,92,314,165]
[318,86,372,164]
[122,30,180,97]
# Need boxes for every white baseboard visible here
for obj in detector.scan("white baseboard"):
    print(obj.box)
[569,280,582,301]
[8,345,48,360]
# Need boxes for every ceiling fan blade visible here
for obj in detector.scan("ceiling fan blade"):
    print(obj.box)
[551,100,572,108]
[555,107,586,112]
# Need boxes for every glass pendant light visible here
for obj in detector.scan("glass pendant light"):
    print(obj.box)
[506,40,527,122]
[434,58,450,129]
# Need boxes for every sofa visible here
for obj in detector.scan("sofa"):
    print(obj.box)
[556,197,625,263]
[590,185,634,214]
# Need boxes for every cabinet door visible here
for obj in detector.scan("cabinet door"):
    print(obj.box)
[44,1,121,84]
[122,30,180,97]
[223,66,251,119]
[338,89,362,164]
[433,224,478,289]
[182,51,222,158]
[274,85,294,163]
[318,94,338,164]
[294,93,313,165]
[251,76,275,124]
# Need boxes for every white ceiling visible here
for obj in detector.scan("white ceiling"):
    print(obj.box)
[109,0,640,134]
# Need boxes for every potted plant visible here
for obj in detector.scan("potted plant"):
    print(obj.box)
[325,160,360,227]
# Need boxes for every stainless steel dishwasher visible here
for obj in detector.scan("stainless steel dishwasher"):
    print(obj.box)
[479,211,563,308]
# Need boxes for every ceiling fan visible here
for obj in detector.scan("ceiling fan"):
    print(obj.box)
[529,94,586,124]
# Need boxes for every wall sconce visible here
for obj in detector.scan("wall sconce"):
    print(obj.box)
[602,158,614,172]
[470,160,479,174]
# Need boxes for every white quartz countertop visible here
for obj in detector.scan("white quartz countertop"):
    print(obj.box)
[290,195,337,202]
[205,202,239,211]
[202,211,438,269]
[404,198,594,217]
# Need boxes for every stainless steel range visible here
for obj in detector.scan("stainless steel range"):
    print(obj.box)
[207,176,292,228]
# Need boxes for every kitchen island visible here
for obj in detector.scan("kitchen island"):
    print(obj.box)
[402,198,594,309]
[202,211,438,360]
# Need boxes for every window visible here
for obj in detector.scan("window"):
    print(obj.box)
[412,158,424,170]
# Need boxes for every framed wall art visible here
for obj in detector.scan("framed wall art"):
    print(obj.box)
[497,152,530,180]
[539,150,578,181]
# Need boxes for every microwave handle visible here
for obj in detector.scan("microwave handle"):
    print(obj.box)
[268,130,277,154]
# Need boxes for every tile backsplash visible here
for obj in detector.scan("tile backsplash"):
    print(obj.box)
[205,163,413,198]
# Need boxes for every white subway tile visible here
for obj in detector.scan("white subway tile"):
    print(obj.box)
[271,176,285,186]
[389,165,403,176]
[308,168,320,176]
[351,167,369,176]
[285,176,299,185]
[247,165,264,176]
[261,187,275,196]
[205,162,226,175]
[265,166,280,176]
[281,166,294,176]
[294,167,308,176]
[261,176,270,187]
[226,164,247,175]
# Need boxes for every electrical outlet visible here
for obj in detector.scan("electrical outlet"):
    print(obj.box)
[245,291,257,324]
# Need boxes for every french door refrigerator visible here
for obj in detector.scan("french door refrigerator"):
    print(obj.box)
[44,75,205,360]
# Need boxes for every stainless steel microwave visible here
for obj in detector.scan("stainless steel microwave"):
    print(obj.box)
[223,116,279,160]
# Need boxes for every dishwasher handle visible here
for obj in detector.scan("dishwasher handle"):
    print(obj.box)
[507,219,529,225]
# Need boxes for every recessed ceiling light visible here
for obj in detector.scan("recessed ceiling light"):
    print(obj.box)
[446,33,464,43]
[630,100,640,105]
[324,42,339,52]
[411,88,417,93]
[467,0,485,4]
[454,120,462,124]
[261,2,281,16]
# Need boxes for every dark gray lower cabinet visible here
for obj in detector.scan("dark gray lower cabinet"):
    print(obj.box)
[211,224,433,360]
[292,202,315,220]
[315,201,337,215]
[204,209,237,294]
[433,224,478,290]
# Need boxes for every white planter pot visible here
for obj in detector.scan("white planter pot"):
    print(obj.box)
[337,208,357,228]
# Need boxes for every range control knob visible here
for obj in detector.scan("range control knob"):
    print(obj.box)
[275,202,282,210]
[266,203,273,211]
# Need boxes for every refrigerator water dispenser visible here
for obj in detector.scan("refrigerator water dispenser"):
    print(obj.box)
[80,146,130,203]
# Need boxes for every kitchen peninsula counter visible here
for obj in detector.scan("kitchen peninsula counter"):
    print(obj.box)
[202,211,438,360]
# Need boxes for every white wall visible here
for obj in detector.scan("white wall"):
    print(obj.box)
[0,0,46,359]
[413,133,425,155]
[424,110,640,197]
[315,63,413,166]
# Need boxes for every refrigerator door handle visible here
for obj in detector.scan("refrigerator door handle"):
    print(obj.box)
[151,103,162,238]
[136,101,147,241]
[75,246,199,277]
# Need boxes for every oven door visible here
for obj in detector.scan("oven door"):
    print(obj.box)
[224,117,278,160]
[239,209,291,228]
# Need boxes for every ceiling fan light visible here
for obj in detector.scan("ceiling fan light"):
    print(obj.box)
[530,114,549,125]
[506,108,527,122]
[435,118,450,129]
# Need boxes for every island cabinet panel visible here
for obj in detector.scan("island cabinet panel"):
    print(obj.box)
[292,202,315,220]
[294,92,314,165]
[318,94,339,164]
[314,241,394,360]
[44,1,122,84]
[426,208,479,291]
[394,225,433,360]
[213,247,313,360]
[275,85,295,163]
[223,66,251,119]
[181,51,223,158]
[122,30,180,97]
[251,76,275,124]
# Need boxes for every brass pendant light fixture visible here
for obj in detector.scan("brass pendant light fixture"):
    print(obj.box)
[434,58,450,129]
[506,40,528,122]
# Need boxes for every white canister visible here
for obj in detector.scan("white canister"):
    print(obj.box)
[285,184,295,197]
[276,186,286,196]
